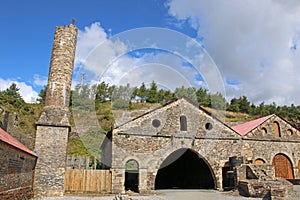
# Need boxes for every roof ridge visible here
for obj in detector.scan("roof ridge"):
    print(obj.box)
[0,128,37,157]
[232,114,274,136]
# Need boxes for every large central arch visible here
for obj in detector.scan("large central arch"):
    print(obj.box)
[155,148,216,190]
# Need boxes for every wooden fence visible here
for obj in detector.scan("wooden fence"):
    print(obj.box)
[65,169,112,193]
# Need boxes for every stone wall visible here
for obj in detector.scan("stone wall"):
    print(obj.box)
[0,141,37,199]
[110,98,300,194]
[111,98,243,193]
[242,115,300,178]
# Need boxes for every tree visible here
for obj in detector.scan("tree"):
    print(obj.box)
[238,96,251,113]
[138,82,147,102]
[146,81,158,103]
[227,98,240,112]
[37,86,46,104]
[210,92,226,110]
[2,83,23,100]
[94,81,109,102]
[174,86,197,102]
[196,88,210,106]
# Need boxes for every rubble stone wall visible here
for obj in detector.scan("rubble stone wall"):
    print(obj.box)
[0,141,37,199]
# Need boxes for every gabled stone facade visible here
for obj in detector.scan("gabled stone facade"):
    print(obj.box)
[109,97,300,196]
[111,97,244,193]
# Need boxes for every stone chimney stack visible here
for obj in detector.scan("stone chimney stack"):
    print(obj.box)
[37,24,77,127]
[34,24,78,197]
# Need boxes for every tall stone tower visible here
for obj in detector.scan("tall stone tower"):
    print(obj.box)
[34,24,77,197]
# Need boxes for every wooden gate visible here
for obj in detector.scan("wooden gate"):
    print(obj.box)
[272,154,294,179]
[65,169,111,193]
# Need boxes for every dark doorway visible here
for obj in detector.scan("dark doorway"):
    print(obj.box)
[155,148,215,189]
[125,160,139,192]
[222,162,234,191]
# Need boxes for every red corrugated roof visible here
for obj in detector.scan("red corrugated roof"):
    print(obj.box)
[0,128,37,157]
[232,115,274,136]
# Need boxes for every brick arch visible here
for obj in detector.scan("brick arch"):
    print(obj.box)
[154,148,217,189]
[272,153,294,179]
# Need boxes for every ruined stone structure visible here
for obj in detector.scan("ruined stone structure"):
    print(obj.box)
[34,24,77,197]
[105,97,300,198]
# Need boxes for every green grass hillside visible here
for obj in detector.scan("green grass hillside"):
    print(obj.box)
[1,95,299,158]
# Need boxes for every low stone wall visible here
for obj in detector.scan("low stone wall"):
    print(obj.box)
[237,164,294,199]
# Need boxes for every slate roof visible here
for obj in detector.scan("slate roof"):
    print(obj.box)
[0,127,37,157]
[232,114,274,136]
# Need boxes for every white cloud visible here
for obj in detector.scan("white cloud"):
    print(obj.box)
[74,22,208,92]
[0,78,38,103]
[167,0,300,105]
[33,74,48,86]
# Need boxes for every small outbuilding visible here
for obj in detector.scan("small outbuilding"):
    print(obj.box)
[0,128,37,199]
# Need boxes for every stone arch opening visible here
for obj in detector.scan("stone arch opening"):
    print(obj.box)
[272,153,294,179]
[155,148,215,190]
[125,159,139,192]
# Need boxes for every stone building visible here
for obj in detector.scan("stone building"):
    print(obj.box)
[105,97,300,195]
[0,128,37,199]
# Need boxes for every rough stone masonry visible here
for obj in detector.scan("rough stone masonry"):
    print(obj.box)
[33,24,77,197]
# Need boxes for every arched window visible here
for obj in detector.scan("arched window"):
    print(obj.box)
[273,121,281,138]
[287,129,293,136]
[254,158,266,165]
[180,115,187,131]
[261,127,267,135]
[125,159,139,192]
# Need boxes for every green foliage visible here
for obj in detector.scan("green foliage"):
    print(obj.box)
[80,128,106,158]
[37,86,46,104]
[1,83,23,100]
[146,81,158,103]
[138,82,147,102]
[174,86,197,102]
[68,137,92,157]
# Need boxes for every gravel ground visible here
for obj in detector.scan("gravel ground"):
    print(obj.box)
[35,186,300,200]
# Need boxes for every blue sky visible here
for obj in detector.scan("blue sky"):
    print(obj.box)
[1,0,300,105]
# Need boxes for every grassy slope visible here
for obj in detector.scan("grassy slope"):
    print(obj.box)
[0,99,283,156]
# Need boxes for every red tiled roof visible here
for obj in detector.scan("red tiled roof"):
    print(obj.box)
[232,115,274,136]
[0,128,37,157]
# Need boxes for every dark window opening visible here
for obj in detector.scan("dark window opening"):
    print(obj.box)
[180,116,187,131]
[205,123,213,130]
[152,119,161,128]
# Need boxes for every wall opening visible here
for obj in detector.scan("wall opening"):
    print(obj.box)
[222,162,234,191]
[272,153,294,179]
[180,116,187,131]
[273,121,281,138]
[155,148,215,190]
[254,158,266,165]
[125,159,139,193]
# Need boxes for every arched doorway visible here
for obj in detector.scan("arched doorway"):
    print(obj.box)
[272,153,294,179]
[155,148,215,189]
[125,159,139,192]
